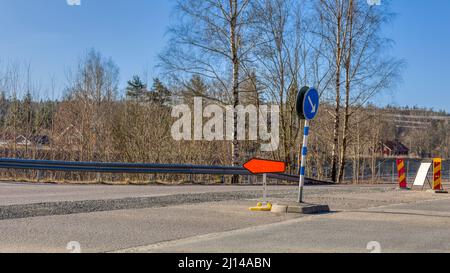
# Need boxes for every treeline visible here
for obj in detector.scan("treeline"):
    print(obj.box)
[1,0,448,184]
[0,57,448,184]
[0,51,233,183]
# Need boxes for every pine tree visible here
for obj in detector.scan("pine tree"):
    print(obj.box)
[22,91,34,136]
[182,75,208,104]
[149,78,170,105]
[126,75,147,100]
[0,91,7,128]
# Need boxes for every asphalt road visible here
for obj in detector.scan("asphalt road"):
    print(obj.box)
[0,182,449,253]
[0,182,297,206]
[0,200,301,253]
[120,198,450,253]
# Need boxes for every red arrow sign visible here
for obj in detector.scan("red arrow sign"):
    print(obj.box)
[243,158,286,174]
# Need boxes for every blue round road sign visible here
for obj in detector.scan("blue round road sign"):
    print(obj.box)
[296,86,320,120]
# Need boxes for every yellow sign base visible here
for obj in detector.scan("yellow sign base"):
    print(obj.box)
[249,202,272,212]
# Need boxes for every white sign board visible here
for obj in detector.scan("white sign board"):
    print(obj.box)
[413,163,432,187]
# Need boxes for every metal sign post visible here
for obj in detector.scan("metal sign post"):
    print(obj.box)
[298,120,310,203]
[262,173,267,203]
[243,158,286,211]
[296,87,320,203]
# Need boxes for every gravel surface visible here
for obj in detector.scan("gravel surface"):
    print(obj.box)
[0,190,293,220]
[0,183,297,205]
[0,186,394,220]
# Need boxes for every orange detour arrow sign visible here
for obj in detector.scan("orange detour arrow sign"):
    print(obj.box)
[243,158,286,174]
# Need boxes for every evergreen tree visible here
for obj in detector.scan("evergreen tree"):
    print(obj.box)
[35,100,55,130]
[188,75,207,96]
[149,78,170,105]
[22,91,34,136]
[6,94,21,148]
[0,91,7,128]
[182,75,208,104]
[126,75,147,100]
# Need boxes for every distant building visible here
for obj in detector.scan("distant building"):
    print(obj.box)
[0,133,51,147]
[15,135,32,146]
[32,135,51,146]
[381,140,409,157]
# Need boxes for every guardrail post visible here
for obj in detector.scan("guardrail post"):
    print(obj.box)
[36,170,42,183]
[378,163,381,181]
[406,160,410,182]
[392,162,395,184]
[262,173,267,203]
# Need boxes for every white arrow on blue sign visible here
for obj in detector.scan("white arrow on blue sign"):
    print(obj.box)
[296,86,320,120]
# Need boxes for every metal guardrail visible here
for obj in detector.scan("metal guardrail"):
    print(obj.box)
[0,158,328,184]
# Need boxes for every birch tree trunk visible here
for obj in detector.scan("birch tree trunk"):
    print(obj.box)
[230,0,241,183]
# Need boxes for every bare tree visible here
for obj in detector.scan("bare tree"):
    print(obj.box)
[337,1,404,182]
[250,0,305,171]
[160,0,254,183]
[59,49,119,162]
[314,0,350,182]
[314,0,403,182]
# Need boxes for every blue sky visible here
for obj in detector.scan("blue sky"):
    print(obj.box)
[382,0,450,112]
[0,0,173,99]
[0,0,449,112]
